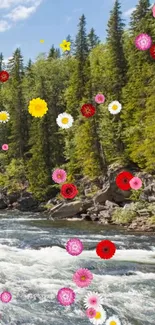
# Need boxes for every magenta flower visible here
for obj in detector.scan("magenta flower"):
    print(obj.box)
[129,177,142,190]
[95,94,105,104]
[73,268,93,288]
[52,168,67,184]
[57,287,75,306]
[86,308,97,318]
[135,33,152,51]
[0,291,12,303]
[2,144,8,151]
[66,238,83,256]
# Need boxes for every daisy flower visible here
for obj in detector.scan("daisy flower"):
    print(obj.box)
[2,144,8,151]
[95,94,105,104]
[86,308,97,319]
[0,291,12,303]
[105,315,121,325]
[57,287,75,306]
[73,268,93,288]
[108,101,122,115]
[28,98,48,118]
[52,168,67,184]
[66,238,83,256]
[60,40,71,52]
[89,306,107,325]
[135,33,152,51]
[96,240,116,260]
[129,177,142,190]
[56,112,74,129]
[84,292,104,309]
[0,111,10,123]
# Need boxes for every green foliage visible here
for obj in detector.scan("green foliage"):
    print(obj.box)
[112,207,137,224]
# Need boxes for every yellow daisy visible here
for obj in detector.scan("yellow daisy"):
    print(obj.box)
[0,111,10,123]
[60,40,71,52]
[28,98,48,118]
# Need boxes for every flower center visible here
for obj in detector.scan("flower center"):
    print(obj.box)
[35,105,41,111]
[85,107,90,113]
[123,178,128,183]
[62,117,69,124]
[112,104,118,110]
[81,276,86,281]
[103,247,109,251]
[0,113,7,120]
[95,312,101,319]
[110,321,117,325]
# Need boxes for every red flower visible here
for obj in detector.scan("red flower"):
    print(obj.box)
[96,240,116,259]
[0,70,9,82]
[150,44,155,59]
[80,104,96,118]
[116,171,133,191]
[60,183,78,199]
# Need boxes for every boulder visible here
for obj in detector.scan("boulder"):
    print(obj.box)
[0,198,7,209]
[7,191,21,204]
[16,196,39,211]
[49,201,82,219]
[81,199,94,212]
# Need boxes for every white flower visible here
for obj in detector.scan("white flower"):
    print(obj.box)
[84,291,104,309]
[0,111,10,123]
[89,307,107,325]
[56,112,74,129]
[108,101,122,115]
[105,315,121,325]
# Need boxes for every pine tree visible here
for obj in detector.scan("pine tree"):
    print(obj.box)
[48,45,60,59]
[87,28,100,51]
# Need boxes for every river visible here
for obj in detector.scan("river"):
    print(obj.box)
[0,210,154,325]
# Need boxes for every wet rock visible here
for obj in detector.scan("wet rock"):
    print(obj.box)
[49,201,82,219]
[7,191,21,204]
[16,196,39,212]
[0,198,7,209]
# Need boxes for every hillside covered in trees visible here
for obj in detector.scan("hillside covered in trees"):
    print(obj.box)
[0,0,155,201]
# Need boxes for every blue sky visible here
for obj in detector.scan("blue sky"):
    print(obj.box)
[0,0,153,65]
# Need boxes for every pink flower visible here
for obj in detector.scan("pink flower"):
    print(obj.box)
[0,291,12,303]
[2,144,8,151]
[129,177,142,190]
[73,268,93,288]
[95,94,105,104]
[66,238,83,256]
[152,4,155,18]
[135,33,152,51]
[86,308,97,318]
[84,292,104,309]
[57,287,75,306]
[52,168,67,183]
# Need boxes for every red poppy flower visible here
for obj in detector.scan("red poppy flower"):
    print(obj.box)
[0,70,9,82]
[60,183,78,199]
[115,171,133,191]
[150,44,155,59]
[96,240,116,259]
[80,104,96,118]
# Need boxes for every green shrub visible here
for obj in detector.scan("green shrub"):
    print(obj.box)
[148,216,155,224]
[112,207,137,224]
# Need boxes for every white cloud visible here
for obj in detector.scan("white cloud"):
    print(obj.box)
[123,7,136,17]
[3,56,13,65]
[0,0,37,9]
[6,5,37,21]
[0,20,11,31]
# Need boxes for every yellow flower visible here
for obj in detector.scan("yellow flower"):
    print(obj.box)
[60,40,71,52]
[28,98,48,118]
[0,111,10,123]
[40,39,44,43]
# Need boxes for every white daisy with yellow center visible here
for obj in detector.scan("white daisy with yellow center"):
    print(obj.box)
[105,315,121,325]
[56,112,74,129]
[89,307,107,325]
[0,111,10,123]
[108,101,122,115]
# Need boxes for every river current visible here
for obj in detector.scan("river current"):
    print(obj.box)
[0,210,154,325]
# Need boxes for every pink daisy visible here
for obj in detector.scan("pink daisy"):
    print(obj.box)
[129,177,142,190]
[57,287,75,306]
[66,238,83,256]
[2,144,8,151]
[135,33,152,51]
[84,292,104,309]
[95,94,105,104]
[86,308,97,318]
[0,291,12,303]
[52,168,67,184]
[73,268,93,288]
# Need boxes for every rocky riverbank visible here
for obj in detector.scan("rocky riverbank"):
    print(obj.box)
[1,164,155,232]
